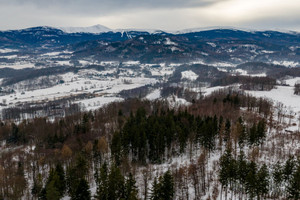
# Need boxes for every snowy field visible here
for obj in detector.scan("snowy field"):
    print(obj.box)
[248,77,300,131]
[0,69,158,112]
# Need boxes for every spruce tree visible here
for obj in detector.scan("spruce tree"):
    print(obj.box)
[219,149,232,193]
[161,170,174,200]
[45,180,60,200]
[73,178,91,200]
[108,165,125,200]
[288,160,300,199]
[124,173,139,200]
[273,162,283,196]
[66,154,89,199]
[95,162,109,200]
[256,164,269,199]
[111,132,122,165]
[284,156,296,182]
[150,177,161,200]
[55,163,66,197]
[245,161,257,199]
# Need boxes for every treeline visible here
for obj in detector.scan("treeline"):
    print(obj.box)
[1,64,106,87]
[212,75,276,91]
[161,86,200,103]
[1,100,81,121]
[268,67,300,79]
[236,62,300,80]
[119,84,155,99]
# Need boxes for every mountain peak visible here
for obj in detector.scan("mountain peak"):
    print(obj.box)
[59,24,112,34]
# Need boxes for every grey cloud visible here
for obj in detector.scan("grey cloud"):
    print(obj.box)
[0,0,299,32]
[0,0,223,16]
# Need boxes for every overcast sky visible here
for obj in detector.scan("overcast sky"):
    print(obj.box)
[0,0,300,31]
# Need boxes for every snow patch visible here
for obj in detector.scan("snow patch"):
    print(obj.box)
[181,70,198,81]
[146,89,161,100]
[235,69,267,77]
[0,62,35,69]
[77,96,123,111]
[272,61,299,67]
[0,49,18,53]
[164,38,177,46]
[207,42,216,47]
[261,50,275,54]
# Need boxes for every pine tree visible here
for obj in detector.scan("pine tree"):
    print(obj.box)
[219,149,232,196]
[73,178,91,200]
[288,160,300,199]
[162,170,175,200]
[124,173,139,200]
[108,165,125,200]
[111,132,122,165]
[224,119,231,142]
[150,177,161,200]
[55,163,66,197]
[245,161,257,199]
[66,154,89,199]
[95,162,109,200]
[256,164,269,199]
[284,156,296,182]
[45,180,61,200]
[237,151,248,197]
[256,119,266,144]
[43,165,66,200]
[273,162,283,196]
[151,171,174,200]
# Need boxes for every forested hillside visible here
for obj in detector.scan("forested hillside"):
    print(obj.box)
[1,88,299,200]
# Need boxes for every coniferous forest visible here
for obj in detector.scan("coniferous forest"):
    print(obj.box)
[0,89,300,199]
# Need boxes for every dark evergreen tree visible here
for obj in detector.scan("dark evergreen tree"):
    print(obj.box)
[256,119,266,144]
[108,165,125,200]
[66,154,88,199]
[224,119,231,142]
[42,164,66,200]
[111,132,122,165]
[237,151,248,195]
[288,160,300,199]
[95,162,109,200]
[245,161,257,199]
[219,149,232,194]
[124,173,139,200]
[256,164,269,199]
[151,171,174,200]
[161,170,175,200]
[73,178,91,200]
[284,156,296,182]
[45,180,61,200]
[273,161,283,196]
[150,177,161,200]
[54,163,66,197]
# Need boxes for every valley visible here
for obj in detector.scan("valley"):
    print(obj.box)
[0,26,300,200]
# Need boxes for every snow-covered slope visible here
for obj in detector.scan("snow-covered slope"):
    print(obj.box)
[181,70,198,81]
[59,24,112,33]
